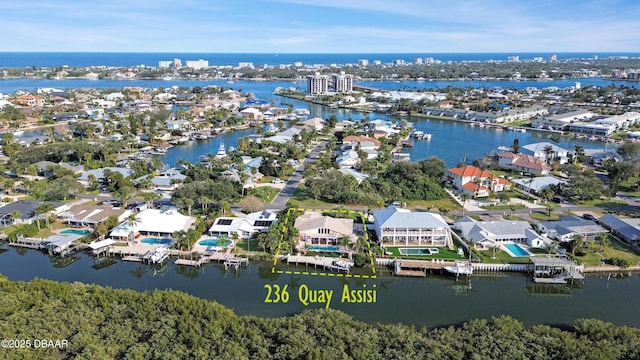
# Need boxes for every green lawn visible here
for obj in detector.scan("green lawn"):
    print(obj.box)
[249,187,280,203]
[477,249,532,264]
[287,184,366,210]
[530,211,560,221]
[405,198,460,212]
[382,246,465,260]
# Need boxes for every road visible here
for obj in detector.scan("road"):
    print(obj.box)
[267,140,327,211]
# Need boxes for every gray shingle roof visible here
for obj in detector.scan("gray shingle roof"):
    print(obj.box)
[374,206,448,229]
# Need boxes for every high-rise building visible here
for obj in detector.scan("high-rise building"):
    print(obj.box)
[173,58,182,68]
[549,54,557,62]
[306,73,329,94]
[185,59,209,69]
[358,59,369,66]
[238,62,254,69]
[507,55,520,62]
[414,58,423,65]
[158,60,172,68]
[331,72,353,93]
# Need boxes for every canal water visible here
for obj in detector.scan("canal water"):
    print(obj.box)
[0,247,639,329]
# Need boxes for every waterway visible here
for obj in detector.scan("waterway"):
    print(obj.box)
[0,247,639,329]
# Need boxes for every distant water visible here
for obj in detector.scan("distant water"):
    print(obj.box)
[1,52,639,68]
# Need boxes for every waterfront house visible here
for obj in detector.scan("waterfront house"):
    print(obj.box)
[497,152,550,176]
[34,161,83,178]
[521,142,570,164]
[0,200,66,226]
[208,211,277,239]
[453,216,549,249]
[598,214,640,245]
[166,120,190,131]
[294,211,354,247]
[265,127,302,144]
[538,216,608,242]
[109,209,195,240]
[239,107,263,120]
[59,204,129,228]
[373,205,453,248]
[446,165,511,197]
[532,108,595,130]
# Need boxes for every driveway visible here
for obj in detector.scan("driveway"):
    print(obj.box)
[267,140,327,211]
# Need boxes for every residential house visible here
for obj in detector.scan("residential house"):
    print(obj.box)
[453,216,549,249]
[240,107,263,120]
[12,94,45,107]
[78,167,133,184]
[135,168,186,191]
[208,211,278,239]
[447,165,511,198]
[34,161,83,178]
[539,216,608,242]
[373,205,453,248]
[299,117,325,131]
[166,120,190,131]
[294,211,354,247]
[59,204,129,228]
[521,142,570,164]
[336,150,360,168]
[511,176,566,193]
[366,119,400,138]
[0,200,66,226]
[498,152,550,176]
[598,214,640,245]
[338,168,371,184]
[109,209,195,240]
[265,127,302,144]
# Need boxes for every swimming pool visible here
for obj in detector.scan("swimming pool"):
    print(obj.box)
[504,243,530,257]
[308,245,339,252]
[198,239,231,247]
[140,238,173,245]
[399,248,439,256]
[60,229,91,235]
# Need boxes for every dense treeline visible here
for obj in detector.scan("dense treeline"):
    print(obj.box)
[1,275,639,360]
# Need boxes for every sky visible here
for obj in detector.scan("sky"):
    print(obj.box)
[3,0,639,53]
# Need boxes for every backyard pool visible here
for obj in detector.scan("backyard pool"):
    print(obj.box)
[198,239,231,247]
[399,248,439,256]
[308,245,340,252]
[60,229,91,235]
[140,238,173,245]
[504,243,530,257]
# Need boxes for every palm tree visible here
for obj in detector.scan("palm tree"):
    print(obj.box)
[172,230,189,251]
[573,144,585,164]
[142,191,160,208]
[595,233,610,251]
[198,195,212,214]
[35,203,56,229]
[543,145,555,165]
[546,242,559,256]
[569,234,585,256]
[9,210,22,225]
[125,214,141,242]
[218,200,230,216]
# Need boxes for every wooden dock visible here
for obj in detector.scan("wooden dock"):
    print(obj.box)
[122,255,144,262]
[285,255,352,273]
[395,269,426,277]
[9,238,44,250]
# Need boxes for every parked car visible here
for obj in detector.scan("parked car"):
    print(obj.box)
[271,178,284,184]
[582,213,597,221]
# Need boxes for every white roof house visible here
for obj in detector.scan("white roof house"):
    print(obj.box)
[373,206,452,247]
[208,211,277,239]
[453,217,549,249]
[522,142,570,164]
[294,211,354,246]
[110,209,195,239]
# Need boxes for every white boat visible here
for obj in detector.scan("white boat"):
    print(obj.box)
[149,247,169,264]
[444,261,473,276]
[162,75,173,81]
[215,143,227,159]
[422,133,432,140]
[413,131,424,138]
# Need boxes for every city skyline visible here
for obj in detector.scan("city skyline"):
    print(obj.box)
[2,0,639,53]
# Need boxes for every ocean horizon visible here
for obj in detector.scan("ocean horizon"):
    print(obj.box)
[1,52,639,68]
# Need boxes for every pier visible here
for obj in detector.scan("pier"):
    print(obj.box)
[285,255,353,273]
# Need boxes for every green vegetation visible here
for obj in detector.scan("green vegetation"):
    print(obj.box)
[1,275,640,359]
[382,246,463,260]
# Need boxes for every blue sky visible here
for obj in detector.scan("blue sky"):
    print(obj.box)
[3,0,639,52]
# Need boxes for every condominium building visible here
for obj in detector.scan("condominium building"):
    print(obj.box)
[173,58,182,68]
[331,72,353,93]
[158,61,173,68]
[185,59,209,69]
[306,73,329,94]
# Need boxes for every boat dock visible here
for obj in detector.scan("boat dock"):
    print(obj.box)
[174,251,248,270]
[285,255,353,273]
[9,237,44,249]
[378,258,456,277]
